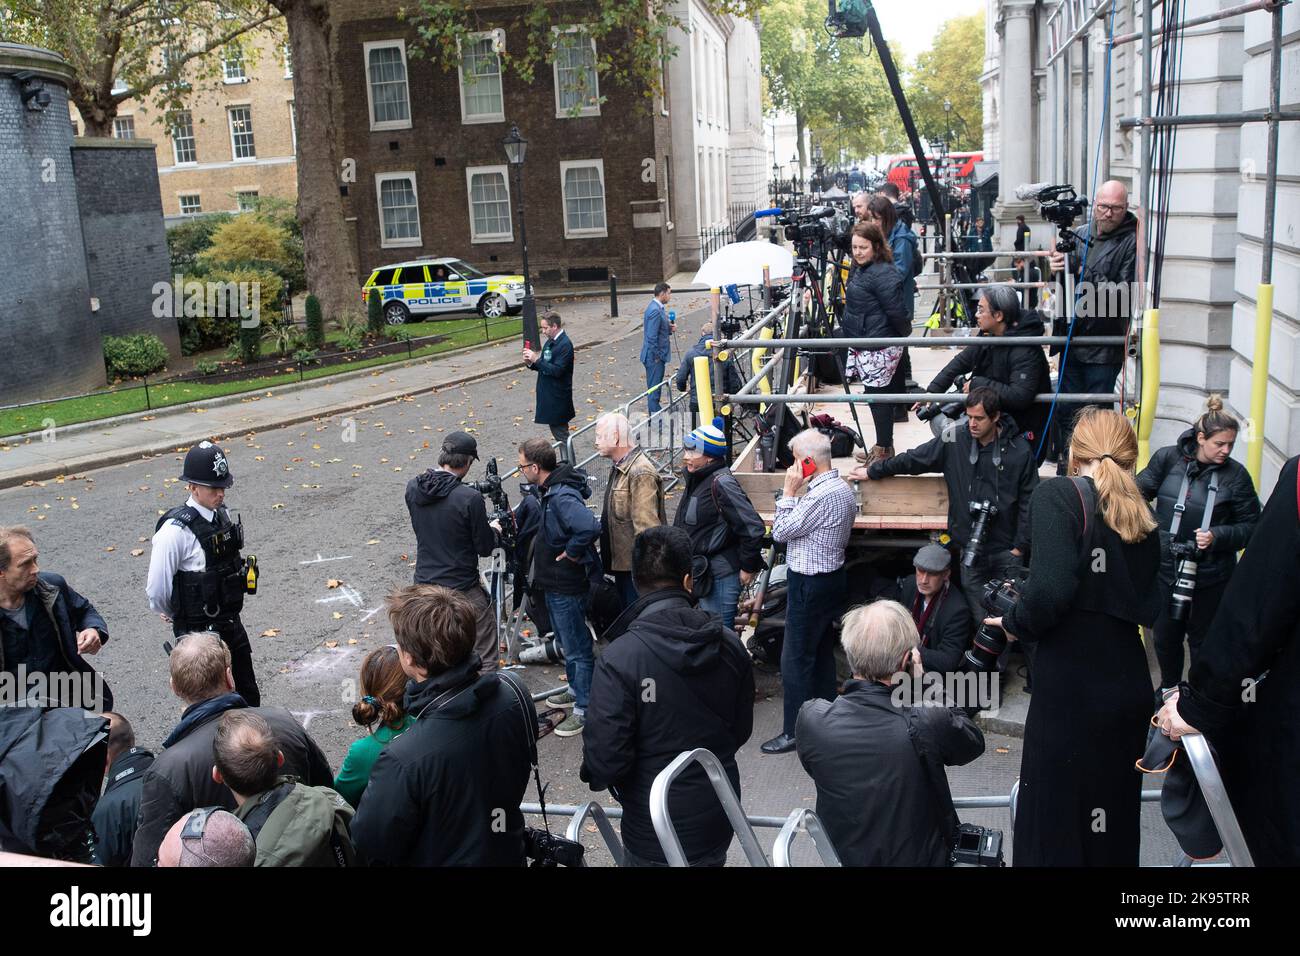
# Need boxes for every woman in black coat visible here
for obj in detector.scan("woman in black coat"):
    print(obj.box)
[989,408,1162,866]
[841,220,907,466]
[1136,396,1260,693]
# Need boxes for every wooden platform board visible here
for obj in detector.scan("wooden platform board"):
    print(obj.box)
[732,336,1054,533]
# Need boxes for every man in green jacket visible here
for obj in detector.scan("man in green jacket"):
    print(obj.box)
[213,710,355,867]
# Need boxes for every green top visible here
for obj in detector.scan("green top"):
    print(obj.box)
[334,714,416,808]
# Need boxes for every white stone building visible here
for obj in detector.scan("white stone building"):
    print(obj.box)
[982,0,1299,495]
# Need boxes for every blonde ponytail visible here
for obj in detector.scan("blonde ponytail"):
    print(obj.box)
[1068,408,1157,544]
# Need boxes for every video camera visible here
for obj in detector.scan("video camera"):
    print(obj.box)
[1014,182,1089,254]
[469,458,517,553]
[825,0,869,39]
[778,204,853,253]
[963,576,1024,672]
[915,375,969,423]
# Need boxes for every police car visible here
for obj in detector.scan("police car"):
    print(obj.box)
[361,257,526,325]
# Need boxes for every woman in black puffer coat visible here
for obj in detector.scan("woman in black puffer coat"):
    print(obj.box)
[841,220,907,465]
[1136,395,1261,693]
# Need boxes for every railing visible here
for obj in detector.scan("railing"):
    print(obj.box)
[565,800,625,867]
[700,223,735,262]
[1180,734,1254,867]
[772,808,841,867]
[650,748,770,867]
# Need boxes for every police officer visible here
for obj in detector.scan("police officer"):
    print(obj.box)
[146,440,260,705]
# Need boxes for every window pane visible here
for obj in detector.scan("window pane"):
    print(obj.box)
[113,117,135,139]
[556,33,597,112]
[371,268,399,286]
[462,37,503,118]
[228,107,255,159]
[171,111,196,164]
[223,47,245,81]
[180,195,202,215]
[236,191,258,212]
[469,172,510,238]
[564,165,605,232]
[369,46,410,124]
[380,177,420,241]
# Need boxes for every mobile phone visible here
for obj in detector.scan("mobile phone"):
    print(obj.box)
[800,456,817,479]
[525,340,533,350]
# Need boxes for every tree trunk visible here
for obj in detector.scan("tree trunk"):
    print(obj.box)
[279,0,359,320]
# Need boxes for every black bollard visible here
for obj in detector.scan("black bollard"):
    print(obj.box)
[609,273,619,317]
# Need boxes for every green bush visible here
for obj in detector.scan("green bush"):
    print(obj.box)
[336,332,363,352]
[167,214,233,273]
[367,288,384,334]
[293,348,318,365]
[304,294,325,349]
[385,325,415,342]
[193,359,219,376]
[103,334,169,378]
[238,323,262,364]
[335,308,366,341]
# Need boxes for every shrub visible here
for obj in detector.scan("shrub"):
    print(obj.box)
[336,332,363,352]
[193,359,219,376]
[367,288,384,334]
[385,325,415,342]
[304,293,325,349]
[166,214,233,273]
[293,348,318,366]
[335,308,366,341]
[103,334,169,378]
[262,318,302,356]
[238,323,262,365]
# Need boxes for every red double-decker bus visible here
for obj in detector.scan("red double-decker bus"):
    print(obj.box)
[885,151,983,194]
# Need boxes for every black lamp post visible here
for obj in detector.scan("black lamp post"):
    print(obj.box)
[502,125,537,345]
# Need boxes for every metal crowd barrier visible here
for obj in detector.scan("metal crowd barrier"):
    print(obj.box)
[772,808,842,867]
[565,800,625,867]
[1180,734,1254,867]
[650,748,771,867]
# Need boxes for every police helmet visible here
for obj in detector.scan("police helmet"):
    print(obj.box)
[180,441,235,489]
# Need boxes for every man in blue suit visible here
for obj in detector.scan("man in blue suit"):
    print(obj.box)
[640,283,675,416]
[523,312,576,462]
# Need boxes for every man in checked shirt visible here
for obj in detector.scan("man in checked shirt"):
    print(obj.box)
[761,429,859,755]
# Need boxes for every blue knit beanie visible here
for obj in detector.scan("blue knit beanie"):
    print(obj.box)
[684,417,727,458]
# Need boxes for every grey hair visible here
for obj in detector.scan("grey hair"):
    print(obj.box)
[790,428,832,466]
[177,809,257,867]
[840,600,920,681]
[596,412,633,446]
[980,285,1022,327]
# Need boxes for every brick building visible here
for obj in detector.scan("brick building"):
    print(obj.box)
[70,30,298,224]
[331,0,764,285]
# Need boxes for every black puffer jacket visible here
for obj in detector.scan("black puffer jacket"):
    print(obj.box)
[842,261,907,340]
[927,311,1053,446]
[581,589,754,863]
[351,656,533,866]
[1061,212,1139,365]
[796,681,984,866]
[672,460,767,578]
[869,415,1039,554]
[1136,429,1261,588]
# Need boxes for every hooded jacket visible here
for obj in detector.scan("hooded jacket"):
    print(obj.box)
[888,219,920,316]
[1136,429,1260,588]
[531,464,602,595]
[0,572,112,711]
[1062,211,1139,365]
[91,746,154,866]
[130,694,334,866]
[672,459,767,578]
[234,777,356,867]
[796,681,984,866]
[580,589,754,863]
[350,656,532,866]
[841,260,908,341]
[927,311,1053,447]
[869,415,1039,555]
[406,468,496,591]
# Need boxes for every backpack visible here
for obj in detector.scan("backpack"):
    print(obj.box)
[237,779,356,867]
[906,231,923,278]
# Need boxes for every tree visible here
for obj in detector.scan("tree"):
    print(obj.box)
[4,1,283,136]
[761,0,903,171]
[906,10,985,152]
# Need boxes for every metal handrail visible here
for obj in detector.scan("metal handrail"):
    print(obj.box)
[650,748,770,867]
[772,808,842,867]
[565,800,626,867]
[726,391,1121,406]
[1181,734,1254,867]
[716,335,1127,349]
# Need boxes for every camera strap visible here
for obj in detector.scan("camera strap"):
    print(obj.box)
[1168,467,1219,540]
[497,670,552,833]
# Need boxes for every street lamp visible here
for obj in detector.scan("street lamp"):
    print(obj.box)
[502,124,537,345]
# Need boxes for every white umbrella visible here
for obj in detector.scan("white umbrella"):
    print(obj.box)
[693,240,794,289]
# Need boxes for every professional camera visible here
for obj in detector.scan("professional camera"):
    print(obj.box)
[949,823,1006,867]
[1167,540,1202,622]
[1015,183,1088,254]
[915,375,969,422]
[780,204,852,252]
[522,827,586,868]
[963,577,1023,672]
[469,458,516,550]
[961,499,999,569]
[825,0,869,38]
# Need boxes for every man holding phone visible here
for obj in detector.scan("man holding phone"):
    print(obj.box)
[762,429,858,755]
[523,312,576,462]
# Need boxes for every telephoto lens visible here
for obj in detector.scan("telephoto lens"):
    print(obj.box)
[1168,557,1198,622]
[519,638,564,665]
[962,500,998,569]
[962,578,1023,671]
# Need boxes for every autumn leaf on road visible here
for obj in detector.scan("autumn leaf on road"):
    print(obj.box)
[130,549,144,556]
[331,612,343,620]
[325,640,338,648]
[327,579,342,589]
[261,628,280,637]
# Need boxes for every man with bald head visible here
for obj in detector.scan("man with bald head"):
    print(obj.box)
[1048,179,1139,469]
[157,808,255,867]
[129,632,333,866]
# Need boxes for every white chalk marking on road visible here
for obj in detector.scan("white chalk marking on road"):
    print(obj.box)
[290,708,343,730]
[300,553,352,565]
[359,607,382,622]
[315,585,364,608]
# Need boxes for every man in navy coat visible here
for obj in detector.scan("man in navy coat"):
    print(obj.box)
[640,283,674,416]
[524,312,576,461]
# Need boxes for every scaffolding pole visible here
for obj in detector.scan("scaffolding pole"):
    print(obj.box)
[1111,0,1287,48]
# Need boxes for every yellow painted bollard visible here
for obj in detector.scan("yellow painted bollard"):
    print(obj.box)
[754,326,774,415]
[1137,308,1160,471]
[694,354,714,423]
[1246,285,1274,486]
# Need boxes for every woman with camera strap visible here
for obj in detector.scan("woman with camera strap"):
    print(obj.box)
[1137,396,1261,698]
[986,409,1161,866]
